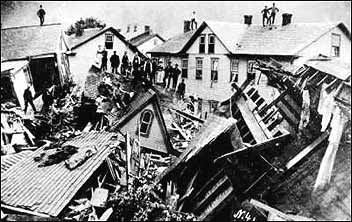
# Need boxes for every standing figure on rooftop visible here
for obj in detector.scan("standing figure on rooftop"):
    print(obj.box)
[177,79,186,100]
[37,5,46,26]
[268,3,279,25]
[23,84,36,114]
[261,6,270,27]
[144,58,153,87]
[121,51,129,76]
[191,11,197,30]
[110,51,120,74]
[150,58,158,85]
[131,52,141,88]
[164,61,173,90]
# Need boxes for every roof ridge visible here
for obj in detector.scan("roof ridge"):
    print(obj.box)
[1,23,62,30]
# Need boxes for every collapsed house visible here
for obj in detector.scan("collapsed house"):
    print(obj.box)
[155,55,351,221]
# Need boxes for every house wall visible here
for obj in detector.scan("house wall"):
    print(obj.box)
[139,36,165,57]
[68,31,136,86]
[294,26,351,66]
[11,65,33,108]
[119,103,169,154]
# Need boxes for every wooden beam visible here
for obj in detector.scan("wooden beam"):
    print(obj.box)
[1,204,51,218]
[169,108,205,123]
[286,131,329,170]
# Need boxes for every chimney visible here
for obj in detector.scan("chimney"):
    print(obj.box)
[244,15,252,25]
[184,20,191,33]
[144,25,150,33]
[282,13,293,26]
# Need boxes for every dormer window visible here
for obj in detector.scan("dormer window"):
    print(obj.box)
[208,35,215,54]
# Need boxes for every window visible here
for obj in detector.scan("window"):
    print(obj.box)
[247,60,256,80]
[181,59,188,78]
[105,33,114,49]
[134,25,138,32]
[208,35,215,54]
[196,58,203,80]
[209,101,218,113]
[331,33,341,57]
[138,109,154,137]
[230,59,239,82]
[210,58,219,82]
[199,35,206,53]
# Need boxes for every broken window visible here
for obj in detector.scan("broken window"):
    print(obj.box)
[210,58,219,82]
[331,33,341,57]
[208,35,215,53]
[247,60,256,80]
[199,35,206,53]
[138,109,154,137]
[181,59,188,78]
[196,58,203,80]
[230,58,239,82]
[105,33,114,49]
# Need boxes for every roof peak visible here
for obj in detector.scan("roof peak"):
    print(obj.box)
[1,23,62,30]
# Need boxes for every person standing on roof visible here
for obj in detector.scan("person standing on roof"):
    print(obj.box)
[131,52,141,88]
[37,5,46,26]
[110,51,120,74]
[101,47,108,71]
[268,3,279,25]
[150,58,158,85]
[121,51,129,76]
[191,11,197,30]
[164,61,173,90]
[144,58,153,87]
[261,6,270,27]
[177,79,186,100]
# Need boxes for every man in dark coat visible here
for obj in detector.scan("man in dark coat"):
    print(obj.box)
[172,63,181,90]
[110,51,120,74]
[37,5,46,26]
[41,86,53,114]
[144,59,153,86]
[101,48,108,71]
[23,84,37,114]
[261,6,270,27]
[164,61,172,89]
[121,51,129,76]
[151,58,158,85]
[177,79,186,100]
[131,53,141,88]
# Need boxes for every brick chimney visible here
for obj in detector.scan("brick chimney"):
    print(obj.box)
[184,20,191,33]
[244,15,252,25]
[282,13,293,26]
[144,25,150,33]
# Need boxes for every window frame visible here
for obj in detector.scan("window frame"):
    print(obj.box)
[331,33,341,57]
[181,58,188,78]
[138,109,154,137]
[230,58,239,82]
[105,33,114,49]
[208,34,215,54]
[247,60,256,80]
[195,57,203,80]
[199,35,206,54]
[210,58,219,82]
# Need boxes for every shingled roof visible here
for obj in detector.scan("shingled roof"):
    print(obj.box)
[148,30,196,54]
[1,23,63,61]
[129,32,165,47]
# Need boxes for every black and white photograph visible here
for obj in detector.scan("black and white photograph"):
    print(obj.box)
[1,1,351,221]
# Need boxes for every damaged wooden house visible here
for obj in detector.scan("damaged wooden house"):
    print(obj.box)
[1,23,72,108]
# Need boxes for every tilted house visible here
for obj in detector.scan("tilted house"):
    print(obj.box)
[149,15,351,119]
[1,23,71,96]
[66,27,143,86]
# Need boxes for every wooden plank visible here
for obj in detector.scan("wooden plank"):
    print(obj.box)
[236,97,268,143]
[169,108,205,123]
[1,204,51,218]
[192,170,224,201]
[286,131,329,170]
[277,101,299,125]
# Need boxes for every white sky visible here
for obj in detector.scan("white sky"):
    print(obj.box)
[1,1,351,39]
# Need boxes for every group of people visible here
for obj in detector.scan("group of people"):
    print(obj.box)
[261,3,280,27]
[163,61,186,100]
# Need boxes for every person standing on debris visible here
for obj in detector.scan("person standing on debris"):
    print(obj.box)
[121,51,129,76]
[151,58,158,85]
[177,79,186,100]
[110,51,120,74]
[113,83,127,109]
[37,5,46,26]
[164,61,173,89]
[132,52,141,88]
[261,6,270,27]
[144,58,153,86]
[172,63,181,90]
[268,3,279,25]
[41,85,53,114]
[101,47,108,71]
[191,11,197,30]
[23,84,36,114]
